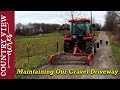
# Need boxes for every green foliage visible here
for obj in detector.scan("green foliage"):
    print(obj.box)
[106,32,120,66]
[93,31,100,39]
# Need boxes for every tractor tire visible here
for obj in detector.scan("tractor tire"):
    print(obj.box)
[64,41,73,53]
[94,42,97,53]
[94,46,96,53]
[96,42,99,48]
[85,40,93,54]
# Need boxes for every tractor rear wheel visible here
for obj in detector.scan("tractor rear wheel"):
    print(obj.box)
[85,40,93,54]
[64,41,73,53]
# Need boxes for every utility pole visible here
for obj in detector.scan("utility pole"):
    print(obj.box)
[90,11,93,33]
[91,11,92,24]
[71,11,74,19]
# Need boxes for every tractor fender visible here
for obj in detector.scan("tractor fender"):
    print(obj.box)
[64,37,73,41]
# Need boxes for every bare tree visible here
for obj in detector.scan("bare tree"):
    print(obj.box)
[104,11,118,32]
[104,11,120,41]
[56,11,87,24]
[54,11,90,34]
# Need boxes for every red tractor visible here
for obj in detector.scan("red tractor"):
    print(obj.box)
[50,18,99,65]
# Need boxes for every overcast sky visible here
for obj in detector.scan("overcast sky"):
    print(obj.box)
[15,11,106,26]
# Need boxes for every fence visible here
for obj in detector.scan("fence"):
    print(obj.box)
[15,41,63,69]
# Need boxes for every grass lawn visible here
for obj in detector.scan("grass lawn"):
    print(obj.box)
[93,31,100,39]
[106,32,120,67]
[15,32,64,70]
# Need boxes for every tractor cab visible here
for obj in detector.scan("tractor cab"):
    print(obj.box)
[69,18,94,36]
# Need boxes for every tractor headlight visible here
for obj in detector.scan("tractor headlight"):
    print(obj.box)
[72,35,76,39]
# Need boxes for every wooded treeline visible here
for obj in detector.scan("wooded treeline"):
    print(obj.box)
[103,11,120,41]
[15,23,62,36]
